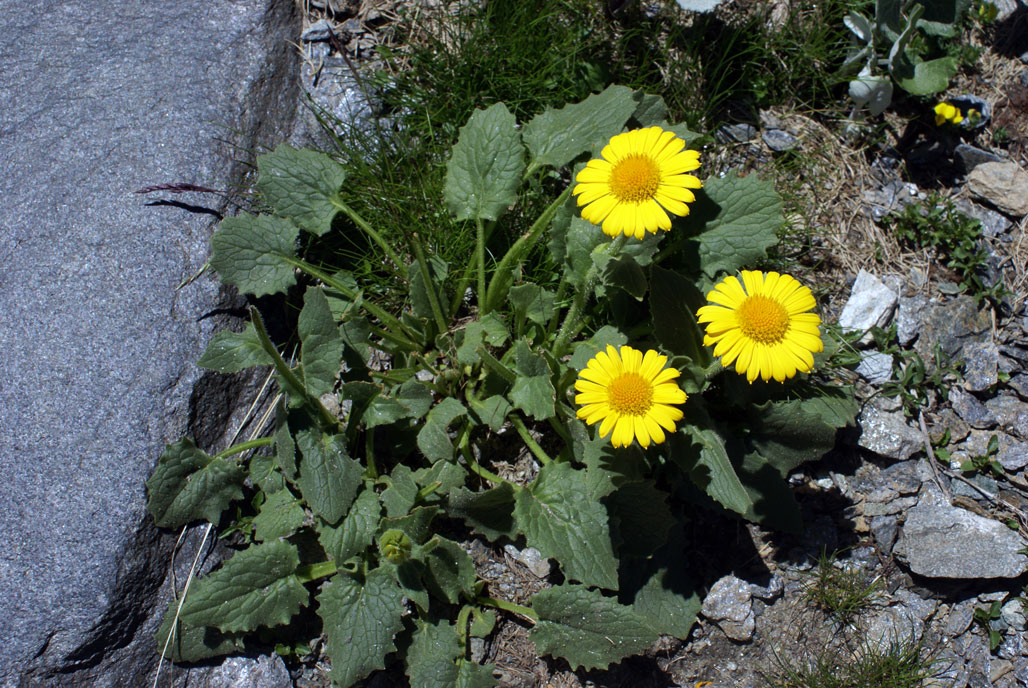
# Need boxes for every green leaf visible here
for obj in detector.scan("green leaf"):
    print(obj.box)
[413,461,467,497]
[365,379,434,428]
[318,488,381,563]
[569,326,628,371]
[508,340,555,420]
[622,526,701,638]
[295,430,362,524]
[318,568,405,688]
[410,255,449,322]
[256,145,346,237]
[381,464,419,517]
[417,397,468,462]
[630,92,669,127]
[522,84,636,169]
[379,505,439,545]
[675,425,751,517]
[249,454,286,494]
[892,55,958,95]
[298,287,344,399]
[468,394,512,432]
[609,481,672,558]
[146,438,246,528]
[210,213,299,297]
[273,410,297,481]
[198,323,273,372]
[563,216,607,288]
[456,314,509,365]
[747,392,856,476]
[155,601,244,662]
[530,584,658,670]
[407,618,462,688]
[180,540,307,633]
[455,661,498,688]
[444,103,525,221]
[253,488,305,542]
[447,483,517,541]
[737,452,803,533]
[649,266,710,366]
[508,283,556,326]
[514,462,618,589]
[683,173,782,280]
[422,536,477,605]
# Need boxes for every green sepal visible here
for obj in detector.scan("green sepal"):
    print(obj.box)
[146,438,246,529]
[318,568,406,688]
[179,540,308,634]
[530,584,658,671]
[295,430,362,525]
[197,322,273,373]
[514,462,618,589]
[444,103,525,222]
[209,213,299,297]
[256,144,346,237]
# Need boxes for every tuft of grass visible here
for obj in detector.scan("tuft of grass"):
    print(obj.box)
[803,549,882,622]
[766,635,945,688]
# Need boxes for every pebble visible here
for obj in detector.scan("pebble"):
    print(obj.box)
[955,144,1004,172]
[912,295,991,367]
[895,294,928,345]
[716,123,757,143]
[870,514,899,550]
[762,129,799,152]
[985,395,1028,439]
[955,198,1013,238]
[302,19,335,42]
[856,351,893,384]
[949,387,996,429]
[701,575,756,641]
[838,270,898,343]
[857,403,924,461]
[967,161,1028,217]
[962,341,1001,392]
[1007,372,1028,400]
[1001,599,1027,631]
[945,600,977,636]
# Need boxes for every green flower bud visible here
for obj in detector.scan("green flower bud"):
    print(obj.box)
[378,529,413,564]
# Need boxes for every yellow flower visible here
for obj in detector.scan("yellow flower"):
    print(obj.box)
[575,345,687,448]
[696,270,823,383]
[934,102,963,126]
[572,127,702,240]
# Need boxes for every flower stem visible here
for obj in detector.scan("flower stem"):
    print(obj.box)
[552,234,626,357]
[458,424,508,486]
[476,595,538,624]
[332,199,408,280]
[214,436,274,460]
[510,414,551,465]
[476,216,489,314]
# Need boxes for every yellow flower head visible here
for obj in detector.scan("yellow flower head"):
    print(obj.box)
[696,270,823,384]
[572,127,702,240]
[934,102,964,126]
[575,345,687,448]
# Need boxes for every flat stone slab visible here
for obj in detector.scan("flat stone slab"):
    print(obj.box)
[0,0,297,684]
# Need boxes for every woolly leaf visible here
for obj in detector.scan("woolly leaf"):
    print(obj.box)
[318,488,381,563]
[522,84,636,169]
[179,540,307,633]
[210,213,298,297]
[675,425,751,517]
[530,584,658,670]
[417,397,468,462]
[318,568,405,688]
[146,438,246,528]
[569,326,628,371]
[609,481,672,558]
[406,618,462,688]
[468,394,512,432]
[253,488,305,542]
[296,430,362,524]
[649,266,709,366]
[508,283,556,326]
[298,287,343,399]
[256,145,346,236]
[198,323,273,372]
[456,313,509,365]
[381,464,419,518]
[445,103,525,221]
[514,462,618,589]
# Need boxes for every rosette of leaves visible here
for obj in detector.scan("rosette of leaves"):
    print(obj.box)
[147,84,856,684]
[843,0,971,116]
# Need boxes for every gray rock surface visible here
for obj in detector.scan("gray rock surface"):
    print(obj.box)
[893,490,1027,578]
[701,575,756,641]
[0,0,299,684]
[181,655,293,688]
[950,387,997,429]
[912,295,991,367]
[857,403,924,461]
[856,351,893,384]
[963,342,1001,391]
[967,161,1028,217]
[838,270,898,342]
[955,144,1004,172]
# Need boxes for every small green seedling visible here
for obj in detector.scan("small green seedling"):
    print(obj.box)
[973,600,1003,651]
[961,435,1003,479]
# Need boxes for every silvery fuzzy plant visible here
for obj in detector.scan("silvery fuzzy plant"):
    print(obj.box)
[843,0,972,118]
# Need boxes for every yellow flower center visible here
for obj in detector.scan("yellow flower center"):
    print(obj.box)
[737,295,790,344]
[609,155,661,203]
[607,372,653,416]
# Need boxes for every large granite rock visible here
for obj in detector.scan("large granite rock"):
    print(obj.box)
[0,0,300,685]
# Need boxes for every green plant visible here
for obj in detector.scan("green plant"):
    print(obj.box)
[842,0,974,117]
[881,193,1007,303]
[766,634,944,688]
[866,325,963,416]
[804,548,883,622]
[957,434,1004,478]
[147,87,857,685]
[973,600,1004,651]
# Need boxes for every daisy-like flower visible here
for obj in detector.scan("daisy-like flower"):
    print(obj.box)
[575,345,687,449]
[572,127,702,240]
[934,102,964,126]
[696,270,823,384]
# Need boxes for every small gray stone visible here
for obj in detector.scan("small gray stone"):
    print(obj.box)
[749,575,784,602]
[870,514,900,551]
[913,296,991,368]
[998,632,1028,661]
[931,408,971,443]
[895,295,928,345]
[880,460,929,494]
[950,473,999,500]
[968,162,1028,217]
[518,547,551,579]
[857,351,894,384]
[302,19,334,42]
[762,129,799,151]
[955,199,1013,238]
[893,491,1028,578]
[701,575,756,641]
[864,496,918,517]
[716,123,757,143]
[857,403,924,461]
[985,395,1028,439]
[1001,600,1026,631]
[963,342,1001,392]
[186,654,293,688]
[950,387,996,429]
[865,590,936,649]
[1007,373,1028,400]
[945,599,977,636]
[838,270,899,341]
[955,144,1004,173]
